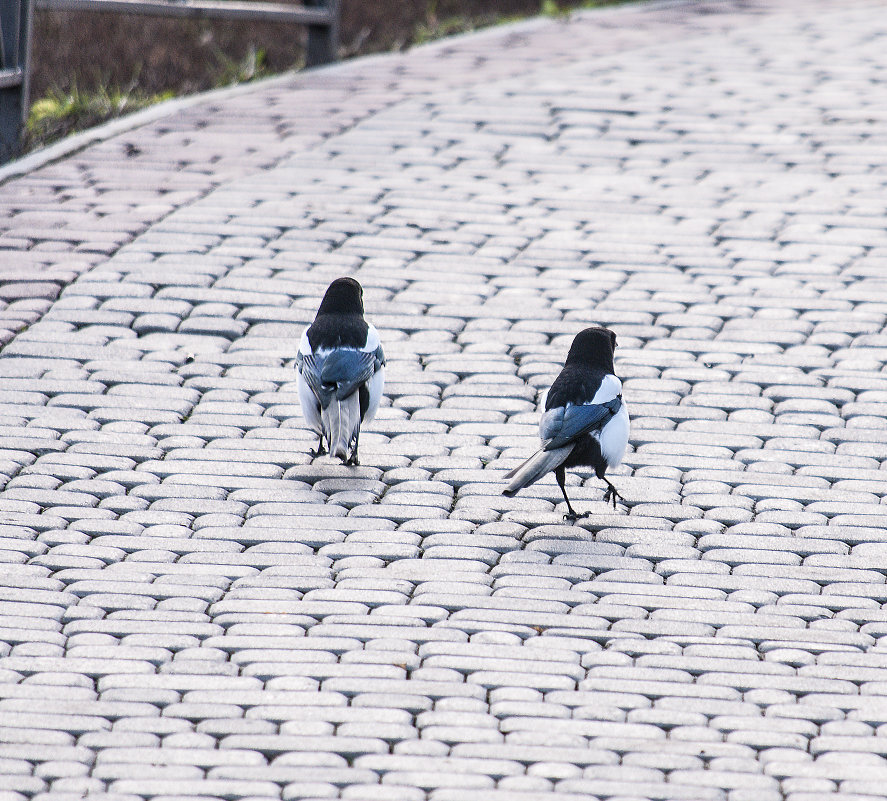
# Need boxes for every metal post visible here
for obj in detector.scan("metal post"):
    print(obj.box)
[0,0,32,163]
[304,0,338,67]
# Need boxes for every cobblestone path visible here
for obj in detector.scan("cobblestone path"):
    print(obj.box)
[2,1,887,799]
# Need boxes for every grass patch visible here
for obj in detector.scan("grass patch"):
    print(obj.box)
[25,45,269,152]
[212,44,270,86]
[412,0,515,46]
[25,83,176,151]
[413,0,636,46]
[541,0,571,18]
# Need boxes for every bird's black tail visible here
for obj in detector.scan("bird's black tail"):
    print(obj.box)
[503,445,572,495]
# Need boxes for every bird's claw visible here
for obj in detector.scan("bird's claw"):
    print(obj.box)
[563,510,590,523]
[603,486,624,509]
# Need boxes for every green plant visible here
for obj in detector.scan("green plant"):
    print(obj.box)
[545,0,636,16]
[24,42,268,152]
[541,0,569,17]
[413,15,478,45]
[26,82,174,149]
[412,0,527,48]
[212,44,269,87]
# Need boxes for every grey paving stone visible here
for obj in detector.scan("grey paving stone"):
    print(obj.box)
[108,779,281,797]
[340,787,424,801]
[5,1,887,798]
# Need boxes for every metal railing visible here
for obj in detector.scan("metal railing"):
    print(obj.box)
[0,0,32,164]
[0,0,338,164]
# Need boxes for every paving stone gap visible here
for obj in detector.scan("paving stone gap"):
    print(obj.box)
[1,0,887,799]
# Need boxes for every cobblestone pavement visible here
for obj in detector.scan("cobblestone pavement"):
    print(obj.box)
[3,0,887,798]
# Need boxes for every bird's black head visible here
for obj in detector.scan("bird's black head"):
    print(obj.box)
[317,277,364,316]
[565,326,618,372]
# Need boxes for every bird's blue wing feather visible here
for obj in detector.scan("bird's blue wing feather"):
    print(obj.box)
[320,349,379,402]
[542,397,622,451]
[298,343,384,410]
[297,352,326,404]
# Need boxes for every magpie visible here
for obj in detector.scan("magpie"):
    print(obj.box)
[503,326,629,520]
[297,277,385,465]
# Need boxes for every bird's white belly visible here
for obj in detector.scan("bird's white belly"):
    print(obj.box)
[596,402,629,467]
[364,366,384,424]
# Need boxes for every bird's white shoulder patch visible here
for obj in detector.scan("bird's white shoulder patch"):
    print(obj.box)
[589,374,622,405]
[363,324,381,353]
[298,329,313,357]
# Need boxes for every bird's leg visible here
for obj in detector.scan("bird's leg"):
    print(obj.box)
[556,466,588,522]
[345,431,360,466]
[602,477,624,509]
[310,434,327,458]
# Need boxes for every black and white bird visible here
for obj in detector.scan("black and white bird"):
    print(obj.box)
[297,277,385,465]
[503,326,629,520]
